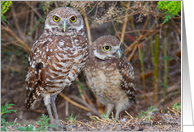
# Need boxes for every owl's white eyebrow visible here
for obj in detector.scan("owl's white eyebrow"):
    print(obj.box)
[55,13,60,16]
[94,49,107,60]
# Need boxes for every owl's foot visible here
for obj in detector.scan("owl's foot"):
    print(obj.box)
[50,123,76,131]
[46,120,65,131]
[48,124,66,131]
[55,122,67,131]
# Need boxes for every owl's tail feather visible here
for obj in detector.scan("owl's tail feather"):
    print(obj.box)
[25,62,44,110]
[25,83,43,110]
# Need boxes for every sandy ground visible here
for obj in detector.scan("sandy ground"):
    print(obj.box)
[4,109,181,131]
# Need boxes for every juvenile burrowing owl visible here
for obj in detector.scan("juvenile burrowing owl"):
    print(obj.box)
[25,7,89,129]
[84,35,136,119]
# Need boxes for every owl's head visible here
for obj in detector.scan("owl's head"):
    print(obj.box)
[44,7,84,34]
[91,35,123,60]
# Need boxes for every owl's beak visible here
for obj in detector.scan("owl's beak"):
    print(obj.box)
[116,49,122,58]
[115,42,122,58]
[62,21,67,32]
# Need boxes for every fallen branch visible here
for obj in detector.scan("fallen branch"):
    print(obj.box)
[59,93,91,112]
[69,95,102,118]
[76,120,96,129]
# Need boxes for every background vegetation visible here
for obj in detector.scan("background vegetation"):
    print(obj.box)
[1,1,181,131]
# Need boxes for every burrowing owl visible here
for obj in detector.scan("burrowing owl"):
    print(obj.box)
[84,35,136,119]
[25,7,89,129]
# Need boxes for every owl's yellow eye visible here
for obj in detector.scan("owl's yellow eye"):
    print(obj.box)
[53,15,60,22]
[103,45,111,51]
[70,16,77,22]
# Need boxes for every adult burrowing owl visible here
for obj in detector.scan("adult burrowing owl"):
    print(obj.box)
[84,35,136,119]
[25,7,89,129]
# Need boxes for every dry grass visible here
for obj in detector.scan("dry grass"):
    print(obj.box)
[4,106,181,131]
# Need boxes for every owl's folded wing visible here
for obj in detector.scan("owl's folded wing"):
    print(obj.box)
[118,56,137,104]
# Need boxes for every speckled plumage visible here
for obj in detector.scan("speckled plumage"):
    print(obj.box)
[25,7,89,129]
[84,35,136,119]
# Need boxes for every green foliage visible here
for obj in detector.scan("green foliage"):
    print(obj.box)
[158,1,181,23]
[74,79,86,98]
[102,112,117,122]
[161,83,168,90]
[36,114,57,131]
[66,113,77,123]
[164,55,173,61]
[1,1,12,23]
[172,102,181,112]
[138,105,157,121]
[91,117,98,122]
[17,125,35,131]
[1,118,15,131]
[111,115,117,123]
[102,112,109,119]
[1,104,17,131]
[27,16,45,36]
[1,104,17,117]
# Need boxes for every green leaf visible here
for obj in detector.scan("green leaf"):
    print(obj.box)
[158,1,181,23]
[1,104,17,117]
[1,1,12,23]
[163,11,169,14]
[17,125,35,131]
[1,15,9,23]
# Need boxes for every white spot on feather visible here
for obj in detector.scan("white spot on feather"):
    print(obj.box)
[59,41,64,47]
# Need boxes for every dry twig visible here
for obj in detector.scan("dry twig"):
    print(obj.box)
[1,25,30,52]
[59,93,91,112]
[120,2,130,43]
[82,6,92,45]
[69,95,102,117]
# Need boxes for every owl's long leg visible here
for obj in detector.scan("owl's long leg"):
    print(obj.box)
[115,98,129,119]
[43,95,55,125]
[106,103,114,118]
[50,95,67,130]
[50,95,61,126]
[115,109,121,120]
[115,102,124,119]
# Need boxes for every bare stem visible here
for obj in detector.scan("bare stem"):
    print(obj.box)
[125,23,163,55]
[1,25,30,53]
[153,33,160,105]
[82,7,92,45]
[163,27,169,96]
[120,2,130,43]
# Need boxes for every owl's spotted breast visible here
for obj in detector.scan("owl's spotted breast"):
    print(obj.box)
[85,59,126,104]
[84,35,136,119]
[27,31,88,98]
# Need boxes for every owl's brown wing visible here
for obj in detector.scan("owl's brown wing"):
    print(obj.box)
[118,56,137,104]
[25,34,54,110]
[25,51,44,110]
